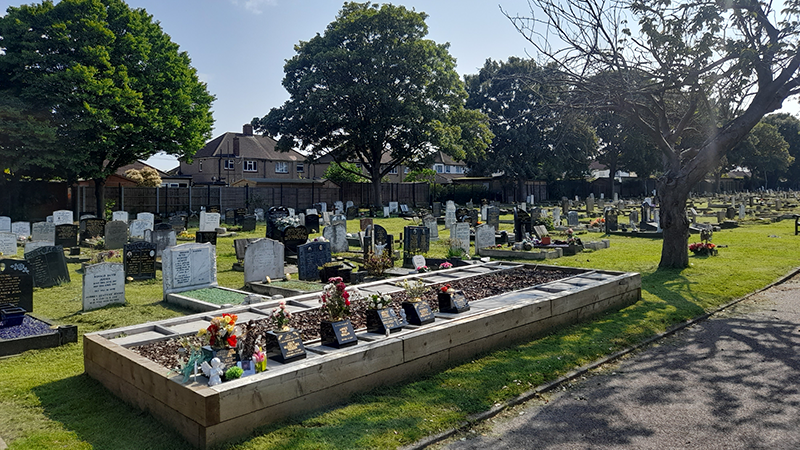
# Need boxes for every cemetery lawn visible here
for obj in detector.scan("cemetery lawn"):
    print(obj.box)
[1,217,798,449]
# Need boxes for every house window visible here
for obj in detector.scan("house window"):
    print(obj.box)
[388,166,398,174]
[434,164,444,173]
[244,160,257,172]
[199,161,203,172]
[296,163,304,173]
[445,165,451,173]
[224,159,234,170]
[275,161,289,173]
[456,166,464,174]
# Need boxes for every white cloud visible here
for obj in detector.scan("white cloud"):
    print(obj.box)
[227,0,277,15]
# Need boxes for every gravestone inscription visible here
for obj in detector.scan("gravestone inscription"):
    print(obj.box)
[487,206,500,231]
[0,232,17,257]
[31,222,55,242]
[112,211,129,223]
[474,224,495,253]
[124,241,157,280]
[128,220,149,239]
[0,217,10,232]
[423,215,439,240]
[11,222,30,240]
[0,259,33,312]
[297,241,331,281]
[81,218,106,241]
[323,219,348,254]
[452,222,470,255]
[52,210,73,226]
[403,226,430,254]
[82,262,126,311]
[244,238,285,283]
[161,243,217,297]
[195,231,217,246]
[54,224,78,248]
[25,245,70,288]
[150,229,176,257]
[241,215,257,232]
[514,208,532,242]
[282,225,309,254]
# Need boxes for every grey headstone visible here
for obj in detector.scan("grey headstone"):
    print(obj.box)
[0,232,18,257]
[244,238,285,283]
[149,229,176,258]
[112,211,129,223]
[567,211,579,227]
[104,221,128,249]
[25,245,70,288]
[423,215,439,240]
[31,222,55,242]
[199,211,220,232]
[452,222,470,256]
[475,224,495,254]
[383,206,391,218]
[487,207,500,231]
[552,207,561,227]
[52,210,73,225]
[445,201,456,230]
[0,216,10,232]
[24,240,54,256]
[161,243,217,298]
[297,241,331,281]
[11,222,30,240]
[82,262,126,311]
[323,221,348,253]
[128,220,149,239]
[412,254,426,269]
[241,215,257,232]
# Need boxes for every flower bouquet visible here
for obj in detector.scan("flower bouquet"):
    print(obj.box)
[318,277,360,348]
[198,313,241,349]
[271,300,292,331]
[396,278,428,301]
[689,242,717,256]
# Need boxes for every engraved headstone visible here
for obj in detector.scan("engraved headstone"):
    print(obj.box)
[0,232,18,258]
[445,201,456,230]
[136,212,155,232]
[604,210,619,232]
[104,221,128,249]
[297,241,331,281]
[54,224,78,248]
[224,208,235,225]
[271,329,307,363]
[282,225,309,253]
[24,241,54,256]
[11,222,30,240]
[234,238,260,261]
[25,245,70,288]
[52,210,73,226]
[241,215,257,232]
[199,211,221,232]
[169,215,186,234]
[244,238,285,283]
[452,222,470,255]
[567,211,579,227]
[0,216,10,232]
[514,208,532,242]
[149,228,176,257]
[487,206,500,231]
[433,202,442,217]
[383,206,391,218]
[195,231,217,246]
[412,254,426,270]
[112,211,129,223]
[586,197,595,213]
[80,218,106,241]
[423,215,439,241]
[323,217,348,253]
[124,241,157,280]
[346,206,358,220]
[321,211,332,226]
[128,220,149,239]
[161,243,217,297]
[403,226,430,254]
[304,213,320,234]
[266,206,290,239]
[552,207,561,227]
[234,207,248,225]
[0,258,33,312]
[475,224,495,253]
[82,262,126,311]
[739,204,746,220]
[31,222,55,242]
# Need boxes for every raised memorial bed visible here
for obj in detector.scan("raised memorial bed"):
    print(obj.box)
[84,261,640,449]
[0,314,78,357]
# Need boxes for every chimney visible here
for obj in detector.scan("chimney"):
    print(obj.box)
[233,136,240,156]
[243,123,253,135]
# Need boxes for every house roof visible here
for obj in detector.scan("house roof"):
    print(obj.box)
[193,130,305,162]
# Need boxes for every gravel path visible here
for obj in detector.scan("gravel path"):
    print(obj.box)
[440,271,800,450]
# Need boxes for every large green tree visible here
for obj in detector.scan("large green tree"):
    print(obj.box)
[253,2,492,208]
[508,0,800,268]
[730,121,793,189]
[762,113,800,189]
[464,57,596,200]
[0,0,215,214]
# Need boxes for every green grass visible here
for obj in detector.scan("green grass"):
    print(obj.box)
[1,215,798,449]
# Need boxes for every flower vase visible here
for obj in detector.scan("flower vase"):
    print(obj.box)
[320,319,357,348]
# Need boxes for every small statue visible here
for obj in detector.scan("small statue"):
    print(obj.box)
[200,357,224,386]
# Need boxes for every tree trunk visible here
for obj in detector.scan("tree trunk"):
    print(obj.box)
[607,159,618,199]
[370,165,383,209]
[657,179,690,268]
[94,178,106,220]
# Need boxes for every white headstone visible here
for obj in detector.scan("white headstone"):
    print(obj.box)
[613,192,619,202]
[128,220,149,239]
[82,262,126,311]
[0,216,10,232]
[0,232,18,256]
[389,202,399,213]
[553,208,561,227]
[46,216,53,223]
[150,229,176,257]
[306,208,318,216]
[452,222,470,256]
[412,254,426,270]
[346,201,354,209]
[244,238,285,283]
[739,204,745,220]
[481,205,488,222]
[136,212,155,231]
[53,210,73,225]
[475,224,495,254]
[322,217,348,253]
[199,212,220,232]
[445,201,456,230]
[11,222,30,240]
[423,215,439,241]
[384,206,391,217]
[319,202,327,212]
[288,208,295,217]
[161,243,217,298]
[322,211,332,226]
[112,211,129,223]
[334,201,344,214]
[31,222,55,242]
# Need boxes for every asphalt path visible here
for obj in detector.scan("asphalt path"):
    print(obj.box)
[440,272,800,450]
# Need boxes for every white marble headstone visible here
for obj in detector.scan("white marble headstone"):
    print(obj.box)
[161,243,217,298]
[31,222,55,242]
[445,201,456,230]
[199,211,220,232]
[423,215,439,241]
[452,222,470,256]
[389,202,399,213]
[0,232,17,256]
[412,254,426,269]
[82,262,126,311]
[128,219,149,239]
[11,222,30,240]
[322,220,348,253]
[112,211,129,223]
[244,238,285,283]
[475,224,496,254]
[53,210,73,225]
[136,213,155,231]
[0,216,10,232]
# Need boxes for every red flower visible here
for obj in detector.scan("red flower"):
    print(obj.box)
[226,335,237,348]
[441,285,450,293]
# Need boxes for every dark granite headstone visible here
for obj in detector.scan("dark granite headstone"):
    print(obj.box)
[282,225,309,254]
[320,319,358,348]
[433,202,442,217]
[224,209,236,225]
[366,307,407,334]
[269,330,307,363]
[123,241,157,281]
[514,208,532,242]
[304,214,320,234]
[168,215,186,234]
[207,205,220,214]
[54,224,78,248]
[266,206,290,240]
[195,231,217,246]
[297,241,331,280]
[438,290,470,313]
[604,210,619,232]
[487,207,500,230]
[363,224,390,255]
[241,215,256,232]
[346,206,358,220]
[25,245,70,288]
[80,218,106,241]
[403,226,430,254]
[402,301,435,325]
[235,207,248,225]
[234,238,260,260]
[0,259,33,312]
[456,208,471,224]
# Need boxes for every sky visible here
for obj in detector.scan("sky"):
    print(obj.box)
[2,0,539,171]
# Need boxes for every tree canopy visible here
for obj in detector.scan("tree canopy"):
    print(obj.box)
[464,58,596,195]
[507,0,800,268]
[253,2,492,207]
[0,0,215,212]
[762,113,800,189]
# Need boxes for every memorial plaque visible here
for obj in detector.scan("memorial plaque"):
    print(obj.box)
[54,224,78,248]
[0,259,33,312]
[320,319,358,348]
[199,212,221,232]
[31,222,55,242]
[161,243,217,297]
[270,330,307,363]
[104,221,128,249]
[244,238,285,283]
[438,290,470,313]
[241,215,257,232]
[128,219,149,239]
[25,245,70,288]
[423,215,439,240]
[81,218,106,241]
[52,210,73,225]
[403,226,430,254]
[0,217,10,232]
[82,262,126,311]
[11,222,30,240]
[452,222,470,255]
[304,213,320,234]
[402,301,435,325]
[282,225,309,253]
[366,307,407,334]
[0,232,17,257]
[297,241,331,281]
[112,211,129,223]
[195,231,217,246]
[124,241,157,280]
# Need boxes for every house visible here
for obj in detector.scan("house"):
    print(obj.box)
[77,160,187,187]
[178,124,307,186]
[306,149,470,183]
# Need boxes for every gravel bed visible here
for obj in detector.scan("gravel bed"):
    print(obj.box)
[133,266,574,370]
[0,315,54,340]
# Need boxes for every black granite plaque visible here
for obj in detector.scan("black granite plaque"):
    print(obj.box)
[297,241,331,281]
[304,214,320,234]
[55,224,78,248]
[438,290,470,313]
[235,207,248,225]
[169,215,186,234]
[154,222,172,231]
[195,231,217,246]
[225,209,236,225]
[269,330,307,363]
[241,215,256,232]
[366,307,407,334]
[202,346,239,371]
[514,208,532,242]
[25,245,70,288]
[346,206,358,220]
[81,218,106,241]
[123,241,157,280]
[403,226,430,255]
[433,202,442,217]
[320,319,358,348]
[282,225,309,253]
[456,208,471,224]
[0,259,33,312]
[402,301,435,325]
